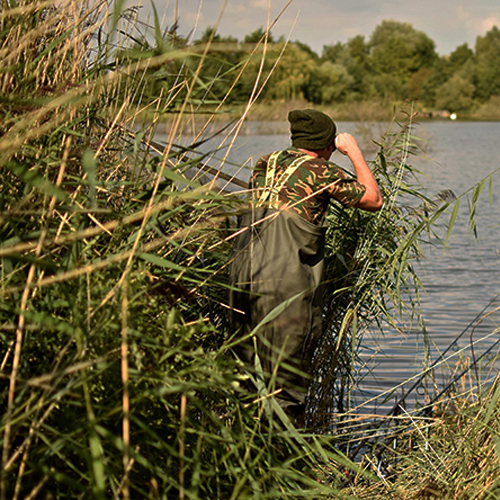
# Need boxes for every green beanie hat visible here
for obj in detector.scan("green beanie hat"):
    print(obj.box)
[288,108,337,150]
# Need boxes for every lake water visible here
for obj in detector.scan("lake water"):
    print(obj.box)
[156,120,500,414]
[359,122,500,414]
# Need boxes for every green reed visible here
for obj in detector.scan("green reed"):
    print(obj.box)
[0,1,499,499]
[0,2,356,497]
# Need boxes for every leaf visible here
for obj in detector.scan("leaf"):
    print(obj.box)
[6,160,68,201]
[22,310,75,335]
[150,1,166,54]
[88,429,106,499]
[82,150,97,208]
[32,29,73,65]
[336,308,355,352]
[251,289,306,335]
[494,436,500,467]
[443,198,460,250]
[110,0,127,34]
[139,252,184,272]
[153,165,201,188]
[484,382,500,425]
[469,178,485,238]
[134,130,145,155]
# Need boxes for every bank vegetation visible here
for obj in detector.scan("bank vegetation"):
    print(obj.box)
[1,1,499,499]
[139,18,500,121]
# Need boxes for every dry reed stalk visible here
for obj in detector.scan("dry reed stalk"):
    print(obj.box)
[1,268,34,499]
[23,476,49,500]
[121,278,130,500]
[179,394,187,500]
[0,237,167,297]
[0,202,54,498]
[6,136,73,499]
[10,399,61,500]
[0,194,177,259]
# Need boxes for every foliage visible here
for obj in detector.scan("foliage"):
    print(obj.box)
[305,104,441,428]
[435,74,476,114]
[305,62,354,104]
[348,382,500,499]
[104,13,500,116]
[474,26,500,102]
[184,19,500,116]
[1,1,499,499]
[0,2,366,498]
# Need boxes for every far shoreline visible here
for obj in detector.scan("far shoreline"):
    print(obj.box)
[136,98,500,129]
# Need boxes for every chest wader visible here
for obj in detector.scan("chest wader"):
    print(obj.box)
[229,152,326,416]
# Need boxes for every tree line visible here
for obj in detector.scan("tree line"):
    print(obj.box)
[131,19,500,116]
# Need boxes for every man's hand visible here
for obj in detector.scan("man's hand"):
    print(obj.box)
[335,133,360,156]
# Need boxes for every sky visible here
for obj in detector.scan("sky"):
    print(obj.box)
[127,0,500,56]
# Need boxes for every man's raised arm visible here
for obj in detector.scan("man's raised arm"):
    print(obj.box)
[335,133,383,212]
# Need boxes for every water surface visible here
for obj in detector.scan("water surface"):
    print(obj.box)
[157,120,500,412]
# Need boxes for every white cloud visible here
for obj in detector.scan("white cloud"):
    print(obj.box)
[223,3,247,15]
[250,0,271,9]
[457,6,472,22]
[447,7,500,46]
[454,6,500,34]
[125,0,500,55]
[482,15,500,33]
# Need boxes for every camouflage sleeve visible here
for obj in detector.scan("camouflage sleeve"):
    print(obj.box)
[328,170,366,208]
[307,158,366,208]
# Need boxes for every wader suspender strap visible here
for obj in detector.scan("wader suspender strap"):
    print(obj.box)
[256,152,313,208]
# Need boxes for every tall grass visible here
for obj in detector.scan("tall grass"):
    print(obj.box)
[0,2,363,497]
[1,1,499,499]
[344,378,500,499]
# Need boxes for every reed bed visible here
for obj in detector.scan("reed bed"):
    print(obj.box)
[1,1,499,499]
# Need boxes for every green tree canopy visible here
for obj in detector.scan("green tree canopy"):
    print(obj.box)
[369,19,438,69]
[366,21,438,99]
[321,42,344,63]
[180,19,500,111]
[305,61,354,104]
[435,73,475,113]
[449,42,474,72]
[244,26,275,43]
[265,42,317,100]
[321,36,370,99]
[474,26,500,101]
[196,26,238,44]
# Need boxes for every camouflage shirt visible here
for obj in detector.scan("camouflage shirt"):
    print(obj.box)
[250,147,366,225]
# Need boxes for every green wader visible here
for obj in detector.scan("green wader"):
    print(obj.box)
[229,207,326,414]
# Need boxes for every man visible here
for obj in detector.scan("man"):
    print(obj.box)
[229,109,382,422]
